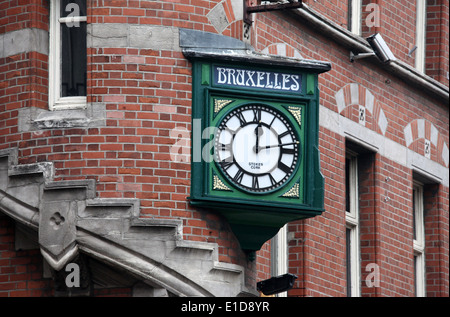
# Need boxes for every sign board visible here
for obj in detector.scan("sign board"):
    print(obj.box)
[213,66,302,93]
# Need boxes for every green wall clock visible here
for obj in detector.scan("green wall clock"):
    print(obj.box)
[185,50,331,253]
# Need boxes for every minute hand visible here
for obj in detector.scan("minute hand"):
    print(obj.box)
[258,141,299,150]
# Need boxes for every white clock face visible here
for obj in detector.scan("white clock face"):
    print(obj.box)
[214,104,299,193]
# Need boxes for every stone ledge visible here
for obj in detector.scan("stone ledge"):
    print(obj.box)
[18,103,106,132]
[0,28,48,58]
[9,162,54,180]
[87,23,180,51]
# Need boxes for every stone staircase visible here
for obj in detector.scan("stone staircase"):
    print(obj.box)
[0,148,252,297]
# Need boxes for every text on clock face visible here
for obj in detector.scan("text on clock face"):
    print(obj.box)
[249,162,263,169]
[214,104,300,193]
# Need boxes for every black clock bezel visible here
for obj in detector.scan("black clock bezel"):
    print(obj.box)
[213,103,300,194]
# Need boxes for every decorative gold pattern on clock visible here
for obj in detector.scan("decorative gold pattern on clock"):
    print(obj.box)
[281,182,299,198]
[214,99,234,114]
[288,106,302,127]
[213,175,232,191]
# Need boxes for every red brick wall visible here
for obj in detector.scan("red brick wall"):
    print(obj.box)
[0,0,49,152]
[0,214,53,297]
[0,0,48,34]
[426,0,450,85]
[304,0,349,29]
[0,52,48,114]
[88,0,218,31]
[375,156,414,296]
[358,152,380,297]
[424,183,450,296]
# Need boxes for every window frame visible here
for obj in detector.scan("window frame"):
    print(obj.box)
[413,181,426,297]
[349,0,362,36]
[49,0,87,110]
[270,224,288,297]
[415,0,427,73]
[345,151,361,297]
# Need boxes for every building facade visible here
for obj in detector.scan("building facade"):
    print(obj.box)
[0,0,448,297]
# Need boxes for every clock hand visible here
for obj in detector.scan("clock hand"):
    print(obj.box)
[257,141,299,151]
[254,121,263,154]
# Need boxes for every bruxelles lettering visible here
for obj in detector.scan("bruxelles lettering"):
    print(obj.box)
[214,66,301,93]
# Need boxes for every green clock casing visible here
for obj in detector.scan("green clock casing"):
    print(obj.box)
[186,53,331,252]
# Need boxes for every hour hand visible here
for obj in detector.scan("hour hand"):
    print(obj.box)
[254,121,263,153]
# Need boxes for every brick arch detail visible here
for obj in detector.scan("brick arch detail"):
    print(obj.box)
[334,83,388,136]
[207,0,243,34]
[404,119,449,167]
[261,43,302,59]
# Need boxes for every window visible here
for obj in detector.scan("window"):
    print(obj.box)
[49,0,87,110]
[413,181,426,296]
[348,0,362,36]
[345,152,360,297]
[415,0,426,72]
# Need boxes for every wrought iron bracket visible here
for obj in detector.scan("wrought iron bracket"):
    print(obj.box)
[244,0,303,25]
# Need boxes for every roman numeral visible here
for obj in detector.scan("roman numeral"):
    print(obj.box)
[278,162,291,174]
[252,109,261,122]
[280,147,295,154]
[233,168,245,183]
[252,176,259,189]
[235,112,246,126]
[278,130,290,138]
[269,174,277,186]
[219,158,233,170]
[269,116,276,127]
[219,143,232,151]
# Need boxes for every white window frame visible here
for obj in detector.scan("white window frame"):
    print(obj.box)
[345,152,361,297]
[413,181,426,297]
[349,0,362,36]
[270,225,288,297]
[49,0,87,110]
[415,0,427,73]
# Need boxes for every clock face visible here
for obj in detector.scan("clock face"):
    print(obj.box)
[214,104,300,194]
